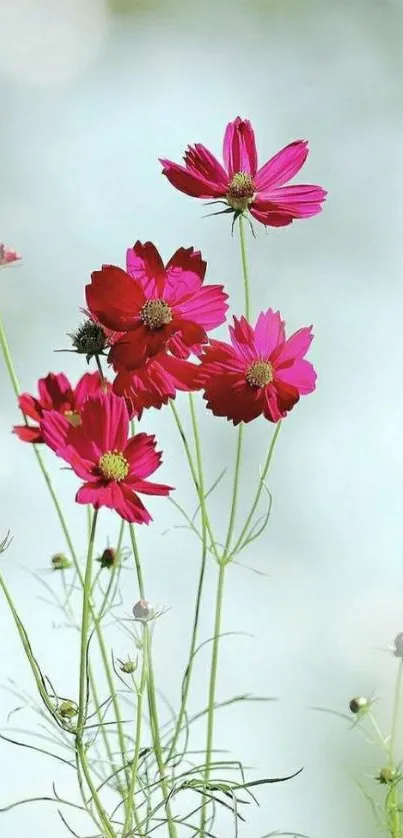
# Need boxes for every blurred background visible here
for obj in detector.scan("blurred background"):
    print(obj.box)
[1,0,403,835]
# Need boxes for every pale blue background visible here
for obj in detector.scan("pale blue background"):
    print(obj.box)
[1,0,403,836]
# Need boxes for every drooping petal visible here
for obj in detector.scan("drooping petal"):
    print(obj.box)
[249,203,296,227]
[126,241,166,297]
[267,380,300,418]
[184,144,228,188]
[254,140,309,191]
[159,159,225,198]
[223,117,258,177]
[76,480,125,511]
[115,484,153,524]
[109,325,175,371]
[203,372,265,425]
[86,266,145,331]
[129,478,173,496]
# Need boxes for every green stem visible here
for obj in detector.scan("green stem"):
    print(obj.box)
[122,648,147,837]
[200,560,226,836]
[167,395,208,762]
[239,214,251,320]
[129,526,177,838]
[223,424,244,557]
[230,421,282,557]
[144,625,177,838]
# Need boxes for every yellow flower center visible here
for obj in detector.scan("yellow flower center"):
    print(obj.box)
[64,409,81,427]
[98,450,129,482]
[140,299,173,330]
[246,360,273,388]
[226,172,255,211]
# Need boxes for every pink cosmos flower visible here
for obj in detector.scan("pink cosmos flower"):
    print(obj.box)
[197,309,317,424]
[13,371,107,443]
[41,391,172,524]
[160,117,326,227]
[86,242,228,371]
[0,244,21,267]
[112,352,201,418]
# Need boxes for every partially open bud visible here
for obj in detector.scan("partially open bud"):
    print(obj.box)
[97,547,118,569]
[51,553,72,571]
[377,767,396,784]
[118,658,137,674]
[68,319,107,363]
[349,696,369,715]
[394,633,403,658]
[132,599,155,622]
[59,700,78,719]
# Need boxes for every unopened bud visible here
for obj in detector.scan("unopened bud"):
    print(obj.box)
[51,553,72,570]
[349,696,369,715]
[59,700,78,719]
[394,633,403,658]
[377,767,396,784]
[118,658,137,674]
[97,547,118,569]
[132,599,154,622]
[69,319,107,363]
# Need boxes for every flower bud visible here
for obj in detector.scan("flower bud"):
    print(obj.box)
[394,633,403,658]
[118,658,137,674]
[59,700,78,719]
[349,696,369,714]
[69,320,107,363]
[97,547,118,569]
[377,767,396,784]
[51,553,72,570]
[132,599,155,622]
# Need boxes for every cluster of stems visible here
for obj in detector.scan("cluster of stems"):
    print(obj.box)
[0,215,284,838]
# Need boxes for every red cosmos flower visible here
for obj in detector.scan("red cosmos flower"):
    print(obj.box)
[86,242,228,371]
[112,352,201,418]
[41,391,172,524]
[160,117,327,227]
[197,310,317,425]
[13,371,107,443]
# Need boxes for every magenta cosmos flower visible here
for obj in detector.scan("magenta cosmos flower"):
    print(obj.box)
[197,310,317,424]
[160,117,326,227]
[13,371,107,443]
[86,242,228,371]
[41,391,172,523]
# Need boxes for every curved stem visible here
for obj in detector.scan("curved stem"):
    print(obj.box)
[230,421,282,557]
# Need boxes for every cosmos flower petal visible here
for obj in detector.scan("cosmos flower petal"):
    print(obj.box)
[253,309,286,358]
[275,359,317,395]
[79,391,129,453]
[17,393,43,423]
[256,184,327,219]
[13,424,43,443]
[86,265,145,331]
[116,485,153,524]
[273,326,314,365]
[37,373,72,410]
[74,372,105,407]
[126,241,166,296]
[223,117,258,177]
[254,140,309,191]
[164,247,206,301]
[249,205,295,227]
[159,158,224,198]
[128,478,173,496]
[123,432,162,479]
[176,285,229,330]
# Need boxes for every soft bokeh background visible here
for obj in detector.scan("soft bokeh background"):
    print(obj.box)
[1,0,403,835]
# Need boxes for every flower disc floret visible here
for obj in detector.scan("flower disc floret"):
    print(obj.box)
[226,172,255,210]
[98,450,129,482]
[140,299,173,330]
[246,360,273,388]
